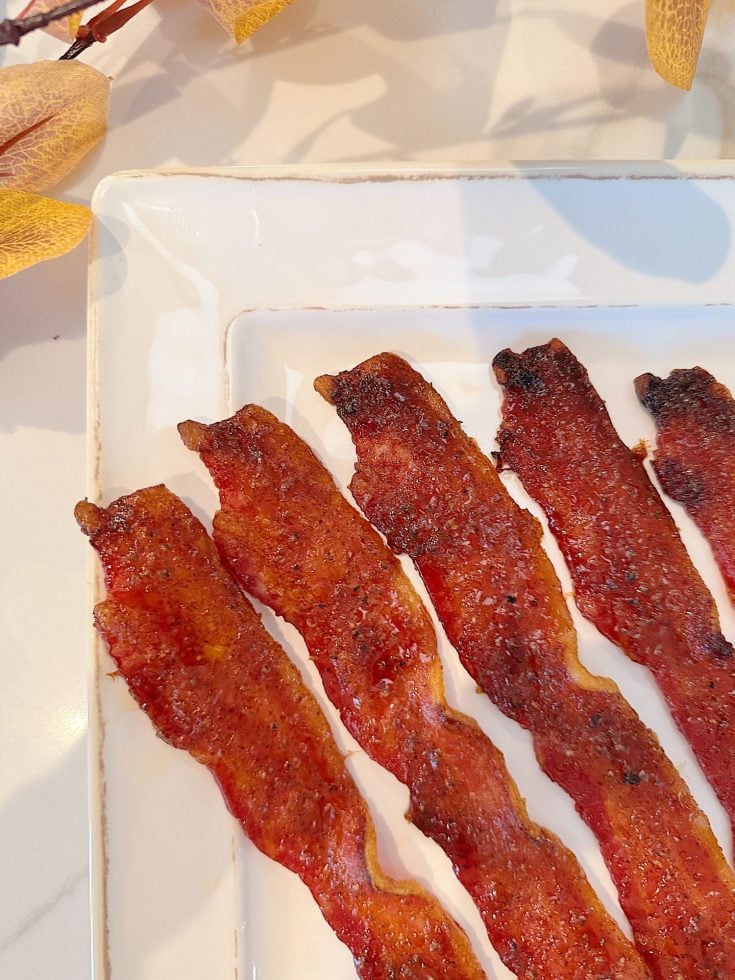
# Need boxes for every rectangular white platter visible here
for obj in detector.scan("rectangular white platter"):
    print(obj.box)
[88,164,735,980]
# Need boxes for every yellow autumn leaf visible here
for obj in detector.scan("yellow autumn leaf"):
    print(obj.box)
[0,189,91,279]
[646,0,713,89]
[199,0,295,43]
[17,0,81,41]
[0,60,109,194]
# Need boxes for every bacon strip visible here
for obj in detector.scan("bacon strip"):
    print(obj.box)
[493,338,735,837]
[75,485,487,980]
[636,366,735,607]
[316,352,735,979]
[180,411,649,980]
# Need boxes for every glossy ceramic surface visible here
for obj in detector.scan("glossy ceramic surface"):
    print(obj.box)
[89,164,735,979]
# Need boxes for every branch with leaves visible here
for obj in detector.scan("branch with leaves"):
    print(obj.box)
[0,0,103,46]
[0,0,296,277]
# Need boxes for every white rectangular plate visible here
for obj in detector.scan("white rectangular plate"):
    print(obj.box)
[89,164,735,980]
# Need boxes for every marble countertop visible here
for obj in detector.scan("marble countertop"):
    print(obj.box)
[2,2,734,977]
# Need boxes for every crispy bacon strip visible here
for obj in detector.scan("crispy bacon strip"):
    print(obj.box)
[180,411,649,980]
[636,366,735,606]
[493,338,735,837]
[317,352,735,979]
[75,486,487,980]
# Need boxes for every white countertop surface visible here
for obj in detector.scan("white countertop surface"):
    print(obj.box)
[2,2,734,977]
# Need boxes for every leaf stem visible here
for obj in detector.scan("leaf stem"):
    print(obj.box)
[58,34,95,59]
[59,0,155,60]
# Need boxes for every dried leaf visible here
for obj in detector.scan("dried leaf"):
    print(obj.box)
[199,0,295,44]
[17,0,82,41]
[0,60,109,194]
[0,189,91,279]
[646,0,713,89]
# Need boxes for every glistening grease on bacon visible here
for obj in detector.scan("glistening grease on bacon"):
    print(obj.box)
[493,338,735,837]
[180,409,649,980]
[316,352,735,979]
[75,486,487,980]
[636,366,735,607]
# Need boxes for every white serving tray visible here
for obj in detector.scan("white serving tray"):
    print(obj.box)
[88,164,735,980]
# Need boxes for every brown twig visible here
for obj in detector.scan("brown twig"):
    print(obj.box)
[0,0,104,46]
